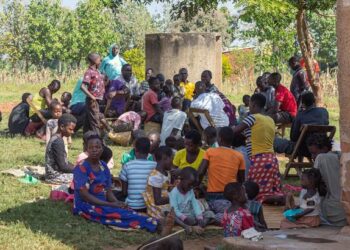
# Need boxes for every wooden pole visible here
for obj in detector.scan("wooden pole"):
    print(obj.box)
[337,0,350,225]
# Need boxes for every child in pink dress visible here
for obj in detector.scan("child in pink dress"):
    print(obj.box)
[222,182,254,237]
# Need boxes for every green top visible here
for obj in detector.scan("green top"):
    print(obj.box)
[121,148,154,165]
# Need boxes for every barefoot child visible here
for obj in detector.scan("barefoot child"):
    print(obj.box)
[170,167,215,233]
[143,146,173,219]
[222,182,254,237]
[244,181,267,231]
[73,134,158,232]
[281,169,321,229]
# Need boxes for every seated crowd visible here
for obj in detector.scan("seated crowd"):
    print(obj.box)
[6,50,347,239]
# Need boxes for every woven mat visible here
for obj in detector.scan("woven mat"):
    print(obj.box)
[263,205,284,229]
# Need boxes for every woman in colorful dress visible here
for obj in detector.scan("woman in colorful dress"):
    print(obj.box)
[73,134,158,232]
[232,93,284,204]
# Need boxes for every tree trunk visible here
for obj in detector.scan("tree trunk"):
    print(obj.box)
[337,0,350,226]
[296,3,324,106]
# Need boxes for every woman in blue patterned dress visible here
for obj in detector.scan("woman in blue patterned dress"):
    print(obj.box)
[73,134,157,232]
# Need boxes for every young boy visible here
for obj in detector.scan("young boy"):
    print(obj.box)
[198,127,245,201]
[160,97,187,146]
[8,93,31,135]
[142,77,163,123]
[203,126,218,148]
[81,53,107,135]
[267,72,297,124]
[119,137,157,212]
[120,131,154,166]
[238,95,250,123]
[45,114,76,184]
[179,68,195,111]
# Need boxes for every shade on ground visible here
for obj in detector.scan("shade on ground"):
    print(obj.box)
[223,226,350,250]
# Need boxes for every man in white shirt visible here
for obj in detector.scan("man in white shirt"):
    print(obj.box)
[190,81,229,129]
[160,97,187,146]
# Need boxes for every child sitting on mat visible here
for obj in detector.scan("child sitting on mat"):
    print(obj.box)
[143,146,173,219]
[169,167,215,234]
[280,168,321,229]
[222,182,254,237]
[244,181,267,231]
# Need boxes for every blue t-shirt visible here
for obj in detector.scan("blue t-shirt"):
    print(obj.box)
[119,159,156,210]
[70,78,87,107]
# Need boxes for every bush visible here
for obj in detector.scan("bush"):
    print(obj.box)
[222,54,233,80]
[123,48,145,81]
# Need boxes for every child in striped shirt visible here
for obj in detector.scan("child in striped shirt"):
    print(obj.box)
[119,137,157,212]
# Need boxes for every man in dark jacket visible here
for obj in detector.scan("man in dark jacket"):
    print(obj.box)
[274,91,329,156]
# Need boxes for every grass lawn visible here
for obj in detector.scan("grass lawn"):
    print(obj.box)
[0,81,340,249]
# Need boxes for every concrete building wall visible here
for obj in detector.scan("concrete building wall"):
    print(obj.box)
[145,33,222,88]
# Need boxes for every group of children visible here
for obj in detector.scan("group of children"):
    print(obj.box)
[4,51,328,242]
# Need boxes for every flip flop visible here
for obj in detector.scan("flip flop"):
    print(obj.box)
[19,174,39,184]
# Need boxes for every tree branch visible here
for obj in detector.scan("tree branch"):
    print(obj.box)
[314,9,336,18]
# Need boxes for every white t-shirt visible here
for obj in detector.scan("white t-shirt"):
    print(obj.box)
[160,109,187,146]
[190,92,229,129]
[299,189,321,217]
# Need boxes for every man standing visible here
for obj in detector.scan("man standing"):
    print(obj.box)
[289,56,310,103]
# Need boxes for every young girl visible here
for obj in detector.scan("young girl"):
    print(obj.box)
[159,84,173,112]
[244,181,267,231]
[169,167,215,233]
[73,134,158,232]
[143,146,173,219]
[222,182,254,237]
[280,169,321,229]
[46,100,63,146]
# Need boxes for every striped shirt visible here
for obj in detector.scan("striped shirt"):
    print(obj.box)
[119,159,157,210]
[242,114,275,157]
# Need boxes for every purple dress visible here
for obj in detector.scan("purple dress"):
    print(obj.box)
[107,80,127,116]
[73,160,158,232]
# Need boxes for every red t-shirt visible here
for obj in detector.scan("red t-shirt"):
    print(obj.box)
[275,84,297,117]
[142,90,159,122]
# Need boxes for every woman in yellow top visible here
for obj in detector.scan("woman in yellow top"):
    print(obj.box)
[179,68,195,111]
[173,130,205,171]
[143,146,173,219]
[233,93,284,205]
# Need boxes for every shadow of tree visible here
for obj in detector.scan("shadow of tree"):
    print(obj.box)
[0,199,152,250]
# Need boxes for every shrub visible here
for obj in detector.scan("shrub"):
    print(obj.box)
[123,48,145,81]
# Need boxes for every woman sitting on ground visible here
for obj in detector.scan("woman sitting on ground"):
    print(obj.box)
[306,134,347,226]
[73,134,158,232]
[173,130,205,173]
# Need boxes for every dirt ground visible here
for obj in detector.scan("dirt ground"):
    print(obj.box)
[112,236,223,250]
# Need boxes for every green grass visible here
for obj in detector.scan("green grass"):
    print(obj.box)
[0,81,340,249]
